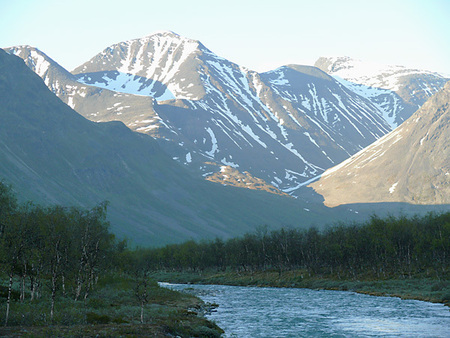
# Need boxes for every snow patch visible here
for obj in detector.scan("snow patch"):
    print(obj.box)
[221,158,239,168]
[389,182,398,194]
[205,127,218,157]
[185,152,192,163]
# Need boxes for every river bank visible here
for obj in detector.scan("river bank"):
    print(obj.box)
[0,273,223,337]
[150,270,450,307]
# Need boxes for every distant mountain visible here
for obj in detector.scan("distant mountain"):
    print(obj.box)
[6,32,393,196]
[315,56,449,128]
[309,81,450,207]
[1,48,341,246]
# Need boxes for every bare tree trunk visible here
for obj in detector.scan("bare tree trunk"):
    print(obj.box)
[4,273,13,326]
[62,275,66,297]
[36,279,41,300]
[50,271,57,322]
[75,281,82,301]
[50,240,61,322]
[20,274,25,302]
[83,281,90,302]
[30,264,42,301]
[30,275,35,302]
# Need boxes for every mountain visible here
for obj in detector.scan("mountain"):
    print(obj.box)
[0,48,342,246]
[315,56,449,128]
[309,81,450,207]
[4,46,162,136]
[6,32,393,196]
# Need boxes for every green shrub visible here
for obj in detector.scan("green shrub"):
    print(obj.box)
[88,297,106,309]
[431,282,446,292]
[192,325,223,337]
[112,316,129,324]
[441,293,450,302]
[86,312,111,324]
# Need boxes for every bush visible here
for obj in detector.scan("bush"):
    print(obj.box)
[431,282,446,292]
[86,312,111,324]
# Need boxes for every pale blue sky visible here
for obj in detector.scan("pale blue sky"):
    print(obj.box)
[1,0,449,74]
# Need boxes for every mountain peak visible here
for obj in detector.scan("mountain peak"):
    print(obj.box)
[120,30,201,50]
[3,45,73,81]
[314,56,354,73]
[7,44,37,52]
[71,31,209,101]
[148,30,180,37]
[315,56,447,83]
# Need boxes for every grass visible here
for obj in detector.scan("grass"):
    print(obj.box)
[150,269,450,307]
[0,272,224,337]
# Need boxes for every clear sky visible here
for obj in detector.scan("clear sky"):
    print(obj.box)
[1,0,449,74]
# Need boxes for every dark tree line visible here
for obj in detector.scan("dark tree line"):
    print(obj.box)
[137,213,450,280]
[0,181,123,325]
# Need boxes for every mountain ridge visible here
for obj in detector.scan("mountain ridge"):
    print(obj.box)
[5,32,397,196]
[315,56,449,128]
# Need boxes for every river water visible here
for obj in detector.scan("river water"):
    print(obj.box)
[161,283,450,337]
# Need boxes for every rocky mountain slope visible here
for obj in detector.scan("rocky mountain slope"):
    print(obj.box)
[5,32,393,196]
[309,81,450,207]
[71,32,394,194]
[315,56,449,128]
[0,49,339,246]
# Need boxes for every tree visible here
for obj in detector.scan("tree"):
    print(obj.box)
[1,203,31,325]
[40,206,70,322]
[73,202,112,302]
[0,180,17,238]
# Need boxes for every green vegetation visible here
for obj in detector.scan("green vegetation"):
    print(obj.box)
[141,212,450,306]
[0,180,223,336]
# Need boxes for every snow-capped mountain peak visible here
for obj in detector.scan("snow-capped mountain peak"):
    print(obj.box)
[72,31,209,101]
[316,56,444,91]
[7,46,50,75]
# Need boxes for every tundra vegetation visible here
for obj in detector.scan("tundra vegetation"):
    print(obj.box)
[1,179,449,335]
[0,180,223,337]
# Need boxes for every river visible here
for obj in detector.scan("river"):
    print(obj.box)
[161,283,450,337]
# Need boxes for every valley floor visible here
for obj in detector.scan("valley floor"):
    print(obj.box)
[151,270,450,308]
